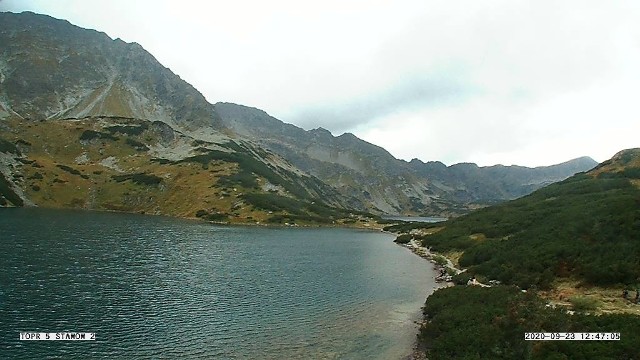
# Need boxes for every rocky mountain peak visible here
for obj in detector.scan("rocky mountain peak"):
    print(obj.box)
[0,11,220,129]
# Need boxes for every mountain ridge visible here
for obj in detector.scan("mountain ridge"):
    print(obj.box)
[0,11,598,217]
[0,11,221,130]
[214,101,598,215]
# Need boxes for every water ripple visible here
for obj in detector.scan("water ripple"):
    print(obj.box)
[0,208,437,359]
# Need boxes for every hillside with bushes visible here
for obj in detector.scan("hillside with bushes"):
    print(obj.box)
[384,149,640,359]
[395,148,640,289]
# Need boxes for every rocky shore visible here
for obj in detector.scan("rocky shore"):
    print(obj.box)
[403,239,462,282]
[398,239,463,360]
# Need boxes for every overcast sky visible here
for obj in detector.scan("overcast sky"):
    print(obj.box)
[2,0,639,167]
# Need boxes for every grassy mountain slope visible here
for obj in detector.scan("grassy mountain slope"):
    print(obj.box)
[0,117,369,226]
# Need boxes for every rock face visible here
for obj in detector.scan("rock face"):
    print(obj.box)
[214,102,598,215]
[0,12,219,129]
[0,11,599,217]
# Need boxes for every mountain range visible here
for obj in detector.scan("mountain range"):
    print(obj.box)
[214,102,597,215]
[0,11,598,219]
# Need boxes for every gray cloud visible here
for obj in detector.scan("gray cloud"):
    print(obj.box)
[3,0,640,166]
[287,73,477,134]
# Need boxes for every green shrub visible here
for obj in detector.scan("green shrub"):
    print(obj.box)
[203,213,228,221]
[56,164,83,176]
[112,173,162,186]
[179,147,311,199]
[420,286,640,359]
[125,138,149,151]
[0,137,19,154]
[393,234,413,244]
[195,209,208,218]
[106,124,148,136]
[569,296,600,313]
[79,130,118,141]
[217,169,258,189]
[432,254,448,266]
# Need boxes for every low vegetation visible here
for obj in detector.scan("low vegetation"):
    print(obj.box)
[393,234,413,244]
[0,137,20,154]
[568,296,600,313]
[420,286,640,359]
[406,150,640,358]
[125,138,149,151]
[195,209,229,222]
[180,146,316,200]
[111,173,163,186]
[106,124,148,136]
[79,129,118,142]
[56,164,89,179]
[241,192,347,223]
[383,220,443,233]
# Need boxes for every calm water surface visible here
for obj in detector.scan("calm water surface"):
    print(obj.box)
[382,215,447,223]
[0,208,438,359]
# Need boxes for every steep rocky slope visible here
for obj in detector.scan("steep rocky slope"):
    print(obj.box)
[0,11,219,129]
[215,102,598,215]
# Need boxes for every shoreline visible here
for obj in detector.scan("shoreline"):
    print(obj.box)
[397,239,460,360]
[3,205,386,231]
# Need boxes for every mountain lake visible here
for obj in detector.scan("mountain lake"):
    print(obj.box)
[0,208,439,359]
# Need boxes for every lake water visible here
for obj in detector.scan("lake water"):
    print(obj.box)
[0,208,438,359]
[381,215,447,223]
